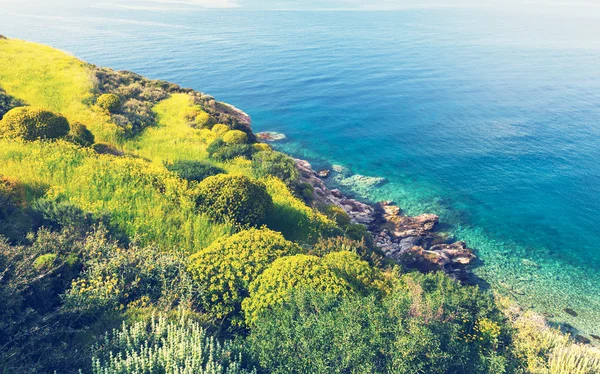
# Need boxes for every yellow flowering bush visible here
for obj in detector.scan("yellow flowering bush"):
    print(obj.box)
[223,130,249,145]
[242,254,353,324]
[188,228,301,322]
[0,107,70,141]
[96,93,121,113]
[211,123,230,136]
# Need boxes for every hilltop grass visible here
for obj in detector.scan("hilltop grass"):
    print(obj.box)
[0,39,119,143]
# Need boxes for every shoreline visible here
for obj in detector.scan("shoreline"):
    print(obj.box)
[255,132,600,346]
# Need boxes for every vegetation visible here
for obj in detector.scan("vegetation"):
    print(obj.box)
[0,39,596,374]
[188,228,300,322]
[196,174,273,226]
[67,121,95,146]
[96,93,122,113]
[0,107,70,140]
[91,313,256,374]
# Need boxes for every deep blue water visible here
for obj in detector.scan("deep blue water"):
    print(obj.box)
[1,3,600,335]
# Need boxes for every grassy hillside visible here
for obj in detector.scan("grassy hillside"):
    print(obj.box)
[0,38,119,142]
[1,38,598,374]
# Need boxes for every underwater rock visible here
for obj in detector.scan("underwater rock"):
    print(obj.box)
[564,307,578,317]
[574,335,591,345]
[522,259,541,269]
[317,169,330,178]
[256,131,286,142]
[591,334,600,342]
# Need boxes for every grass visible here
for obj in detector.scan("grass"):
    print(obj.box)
[0,39,119,143]
[0,139,233,253]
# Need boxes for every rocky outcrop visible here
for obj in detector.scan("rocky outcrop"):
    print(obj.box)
[296,159,375,226]
[296,159,476,280]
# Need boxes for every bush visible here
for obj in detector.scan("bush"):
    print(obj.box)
[253,143,271,152]
[223,130,249,145]
[67,122,95,147]
[188,228,301,322]
[92,142,123,156]
[252,151,299,186]
[311,236,384,267]
[90,313,255,374]
[207,138,255,161]
[321,251,386,296]
[65,229,192,312]
[165,160,224,183]
[248,289,388,374]
[0,175,26,219]
[0,107,70,141]
[242,254,352,324]
[194,110,213,128]
[322,205,352,228]
[196,174,273,226]
[179,105,204,122]
[211,123,229,136]
[96,93,121,113]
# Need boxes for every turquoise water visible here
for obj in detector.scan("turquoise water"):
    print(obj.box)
[2,4,600,337]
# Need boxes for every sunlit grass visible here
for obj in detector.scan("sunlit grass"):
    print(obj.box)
[0,39,119,142]
[0,139,233,252]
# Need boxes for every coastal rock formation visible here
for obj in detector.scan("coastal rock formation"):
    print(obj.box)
[257,131,287,142]
[296,160,476,279]
[296,159,375,225]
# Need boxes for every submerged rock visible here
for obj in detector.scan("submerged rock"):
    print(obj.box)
[257,131,286,142]
[564,308,578,317]
[317,169,330,178]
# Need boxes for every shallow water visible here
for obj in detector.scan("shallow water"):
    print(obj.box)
[1,3,600,337]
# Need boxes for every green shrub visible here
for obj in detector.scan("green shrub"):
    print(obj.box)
[211,123,229,136]
[179,105,204,122]
[0,175,26,219]
[345,223,374,248]
[223,130,249,145]
[253,143,271,152]
[196,174,273,226]
[0,107,70,141]
[248,289,388,374]
[294,181,314,204]
[242,254,352,324]
[311,236,384,267]
[188,228,301,322]
[252,151,299,186]
[321,251,386,296]
[33,253,58,270]
[67,122,95,147]
[165,160,225,183]
[92,142,123,156]
[90,313,256,374]
[548,344,600,374]
[194,110,213,129]
[207,138,255,161]
[322,205,352,228]
[65,229,193,312]
[96,93,121,113]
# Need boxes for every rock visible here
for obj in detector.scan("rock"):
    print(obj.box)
[399,236,421,252]
[317,169,330,178]
[521,259,541,269]
[591,334,600,342]
[295,159,376,226]
[574,335,591,345]
[564,308,578,317]
[256,131,286,142]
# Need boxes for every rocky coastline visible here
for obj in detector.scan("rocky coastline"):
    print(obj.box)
[295,159,476,281]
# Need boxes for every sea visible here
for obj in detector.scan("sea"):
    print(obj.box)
[1,1,599,338]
